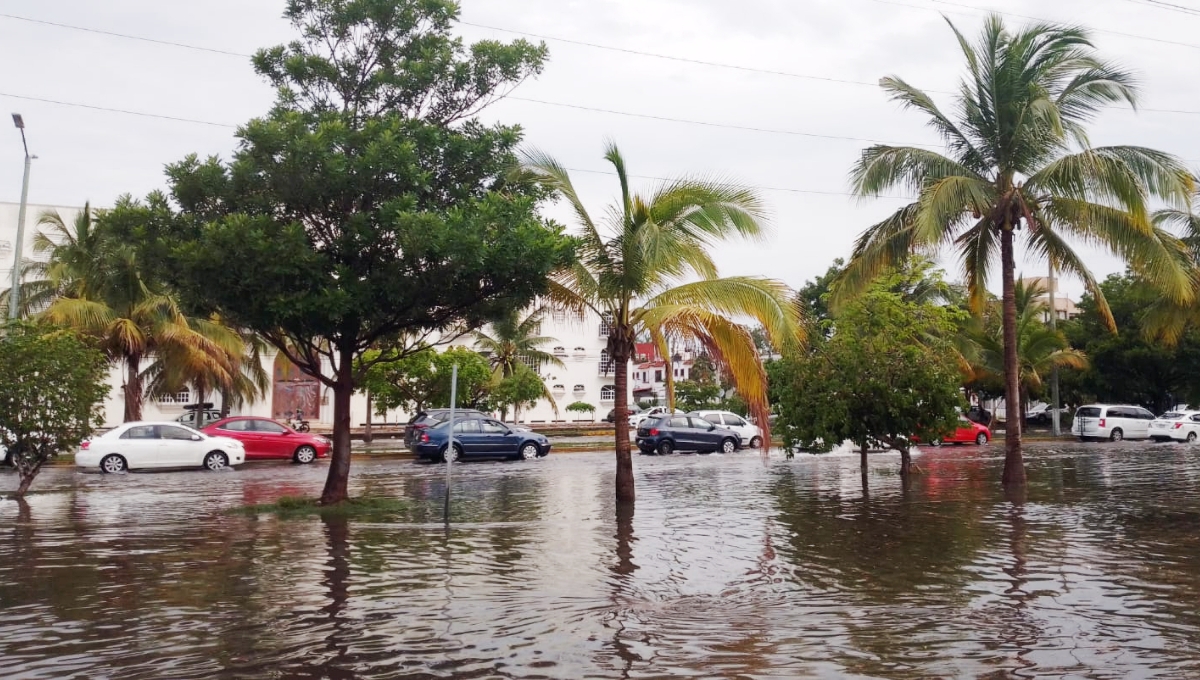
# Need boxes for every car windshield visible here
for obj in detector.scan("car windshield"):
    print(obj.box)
[1076,407,1102,418]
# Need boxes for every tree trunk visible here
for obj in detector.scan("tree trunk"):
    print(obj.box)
[613,341,635,504]
[860,440,869,494]
[15,467,36,498]
[364,390,373,444]
[1000,225,1026,486]
[124,353,143,422]
[320,346,355,505]
[898,445,912,479]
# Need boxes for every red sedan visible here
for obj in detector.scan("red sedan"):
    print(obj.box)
[919,417,991,446]
[202,416,331,463]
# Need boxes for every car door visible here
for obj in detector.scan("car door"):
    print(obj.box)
[664,416,692,449]
[1189,414,1200,440]
[216,419,261,457]
[453,419,486,455]
[118,425,163,468]
[954,417,976,442]
[1134,408,1155,438]
[722,414,752,442]
[480,419,520,455]
[252,419,293,458]
[158,425,204,466]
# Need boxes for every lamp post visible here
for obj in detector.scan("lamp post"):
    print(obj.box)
[9,113,32,320]
[1048,262,1061,437]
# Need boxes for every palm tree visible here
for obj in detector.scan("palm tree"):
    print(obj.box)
[832,16,1194,485]
[23,208,255,422]
[472,308,565,419]
[144,317,271,414]
[964,280,1088,419]
[524,143,804,503]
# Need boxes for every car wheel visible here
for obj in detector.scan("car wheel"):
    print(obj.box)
[204,452,230,471]
[657,440,674,456]
[441,444,462,463]
[294,445,317,464]
[749,436,763,449]
[519,442,540,460]
[1110,429,1124,442]
[100,454,127,474]
[720,438,737,454]
[975,432,989,445]
[1188,432,1198,444]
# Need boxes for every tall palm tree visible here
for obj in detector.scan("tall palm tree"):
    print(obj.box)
[964,280,1088,418]
[524,143,804,503]
[832,16,1194,485]
[144,317,271,413]
[23,208,254,422]
[472,308,565,419]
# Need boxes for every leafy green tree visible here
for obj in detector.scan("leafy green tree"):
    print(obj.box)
[472,308,564,413]
[525,142,803,503]
[674,380,721,412]
[360,346,493,415]
[565,401,596,420]
[0,322,109,497]
[146,1,572,504]
[774,289,964,483]
[834,16,1194,486]
[489,363,545,421]
[1062,273,1200,411]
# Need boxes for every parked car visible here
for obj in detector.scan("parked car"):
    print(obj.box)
[1071,404,1157,441]
[76,422,245,473]
[1024,403,1066,425]
[202,416,331,463]
[412,416,551,463]
[630,406,684,429]
[687,410,763,448]
[604,405,643,423]
[965,405,991,425]
[636,415,740,455]
[404,408,488,448]
[176,409,223,429]
[915,417,991,446]
[1149,410,1200,443]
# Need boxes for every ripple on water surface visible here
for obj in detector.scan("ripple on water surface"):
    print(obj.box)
[3,442,1200,678]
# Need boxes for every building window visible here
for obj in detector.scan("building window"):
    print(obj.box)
[519,353,541,371]
[655,370,663,382]
[157,388,191,404]
[599,311,613,338]
[552,384,565,392]
[600,385,616,402]
[573,384,586,393]
[599,350,614,375]
[552,346,567,357]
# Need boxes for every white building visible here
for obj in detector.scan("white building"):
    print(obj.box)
[2,202,630,428]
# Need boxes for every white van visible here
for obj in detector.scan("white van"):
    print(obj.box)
[1071,404,1156,441]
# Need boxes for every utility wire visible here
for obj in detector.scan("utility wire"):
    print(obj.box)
[0,12,251,57]
[1116,0,1200,17]
[0,92,238,128]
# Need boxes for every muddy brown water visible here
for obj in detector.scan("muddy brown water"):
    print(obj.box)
[3,442,1200,678]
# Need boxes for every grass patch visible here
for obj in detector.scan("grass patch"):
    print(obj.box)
[230,495,408,520]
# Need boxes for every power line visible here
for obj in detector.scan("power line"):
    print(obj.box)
[0,92,238,128]
[559,167,915,199]
[1116,0,1200,17]
[506,96,938,147]
[0,12,251,57]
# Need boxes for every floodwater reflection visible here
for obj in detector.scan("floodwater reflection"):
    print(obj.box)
[2,443,1200,677]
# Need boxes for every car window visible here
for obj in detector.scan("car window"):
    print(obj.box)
[668,417,690,428]
[726,416,747,427]
[454,420,481,434]
[703,414,723,425]
[1191,415,1200,423]
[1076,407,1101,418]
[160,426,198,440]
[1162,412,1185,420]
[218,419,253,432]
[121,425,159,440]
[1136,408,1155,420]
[254,420,289,434]
[481,420,509,434]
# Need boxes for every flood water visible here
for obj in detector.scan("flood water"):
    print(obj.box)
[3,442,1200,679]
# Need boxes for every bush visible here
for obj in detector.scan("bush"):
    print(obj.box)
[565,401,595,413]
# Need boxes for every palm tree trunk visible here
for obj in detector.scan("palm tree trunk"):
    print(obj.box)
[124,353,143,422]
[1000,226,1026,486]
[321,345,355,505]
[613,340,635,503]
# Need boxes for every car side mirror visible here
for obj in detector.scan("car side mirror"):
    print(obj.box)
[707,425,716,431]
[191,434,202,441]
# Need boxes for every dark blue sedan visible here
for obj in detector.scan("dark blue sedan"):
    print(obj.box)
[412,417,551,462]
[636,415,740,455]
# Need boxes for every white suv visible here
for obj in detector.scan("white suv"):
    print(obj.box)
[1149,410,1200,443]
[1072,404,1156,441]
[688,410,763,448]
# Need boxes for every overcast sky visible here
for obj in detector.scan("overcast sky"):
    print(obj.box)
[2,0,1199,298]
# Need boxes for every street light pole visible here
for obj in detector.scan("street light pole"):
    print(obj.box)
[9,113,32,320]
[1048,261,1061,437]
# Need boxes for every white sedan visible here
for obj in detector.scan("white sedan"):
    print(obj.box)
[77,422,246,473]
[1149,411,1200,443]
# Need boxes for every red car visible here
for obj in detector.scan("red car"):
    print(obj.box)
[202,416,331,463]
[916,417,991,446]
